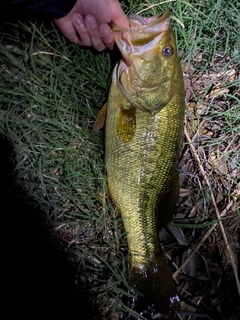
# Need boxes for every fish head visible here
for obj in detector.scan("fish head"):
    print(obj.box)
[112,11,182,114]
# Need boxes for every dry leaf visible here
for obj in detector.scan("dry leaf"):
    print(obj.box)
[206,86,229,99]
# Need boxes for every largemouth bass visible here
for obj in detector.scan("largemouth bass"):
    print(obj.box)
[95,11,185,319]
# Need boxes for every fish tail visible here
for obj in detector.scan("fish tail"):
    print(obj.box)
[127,251,180,319]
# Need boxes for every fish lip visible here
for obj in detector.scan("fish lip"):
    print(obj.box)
[111,11,170,32]
[129,10,170,31]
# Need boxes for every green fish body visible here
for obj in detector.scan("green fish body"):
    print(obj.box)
[96,11,185,318]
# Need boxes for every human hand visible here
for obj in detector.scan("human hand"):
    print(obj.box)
[54,0,129,51]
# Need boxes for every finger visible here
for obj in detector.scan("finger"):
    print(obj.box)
[54,19,80,45]
[72,13,91,47]
[110,0,129,28]
[85,14,105,52]
[99,24,114,50]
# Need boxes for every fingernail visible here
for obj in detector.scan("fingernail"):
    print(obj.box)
[73,13,83,26]
[85,15,96,29]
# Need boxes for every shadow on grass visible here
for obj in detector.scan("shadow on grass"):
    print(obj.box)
[0,135,97,320]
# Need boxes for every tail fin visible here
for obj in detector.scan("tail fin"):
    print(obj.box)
[128,251,180,319]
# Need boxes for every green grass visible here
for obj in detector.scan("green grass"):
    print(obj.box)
[0,1,239,319]
[0,22,109,217]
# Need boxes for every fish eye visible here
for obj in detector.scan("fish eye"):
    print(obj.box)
[162,45,173,57]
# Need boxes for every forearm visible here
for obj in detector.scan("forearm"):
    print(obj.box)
[1,0,77,19]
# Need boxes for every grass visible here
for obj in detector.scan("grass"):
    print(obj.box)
[0,0,239,319]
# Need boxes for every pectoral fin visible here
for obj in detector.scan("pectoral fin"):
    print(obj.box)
[93,103,107,130]
[117,107,136,143]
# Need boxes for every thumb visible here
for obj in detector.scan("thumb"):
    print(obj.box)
[109,0,129,28]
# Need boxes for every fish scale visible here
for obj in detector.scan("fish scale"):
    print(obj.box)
[106,80,184,269]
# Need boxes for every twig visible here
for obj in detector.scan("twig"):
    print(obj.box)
[32,51,71,61]
[173,196,234,279]
[173,223,213,280]
[178,124,240,297]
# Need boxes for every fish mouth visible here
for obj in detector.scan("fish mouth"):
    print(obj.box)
[111,10,170,36]
[112,11,171,110]
[112,10,170,61]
